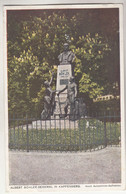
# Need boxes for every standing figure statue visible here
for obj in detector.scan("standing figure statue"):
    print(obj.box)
[41,72,55,120]
[57,76,77,119]
[58,43,75,75]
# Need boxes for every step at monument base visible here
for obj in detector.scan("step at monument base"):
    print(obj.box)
[32,119,78,129]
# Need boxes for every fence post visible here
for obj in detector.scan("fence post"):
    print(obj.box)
[104,112,107,147]
[26,114,29,152]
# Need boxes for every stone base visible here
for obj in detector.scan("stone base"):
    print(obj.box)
[32,119,78,129]
[53,95,70,117]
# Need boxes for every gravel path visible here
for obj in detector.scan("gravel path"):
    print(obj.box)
[9,147,121,185]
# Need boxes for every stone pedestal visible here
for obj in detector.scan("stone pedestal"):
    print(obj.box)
[56,64,72,92]
[54,64,72,117]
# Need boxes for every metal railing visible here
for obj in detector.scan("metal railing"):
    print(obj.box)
[8,112,121,152]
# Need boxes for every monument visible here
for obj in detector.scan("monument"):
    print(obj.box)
[57,43,75,87]
[40,41,87,120]
[54,43,76,117]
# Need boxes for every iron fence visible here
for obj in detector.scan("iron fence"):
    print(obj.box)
[8,112,121,152]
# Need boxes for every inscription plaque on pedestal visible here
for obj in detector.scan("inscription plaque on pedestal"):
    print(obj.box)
[56,64,72,93]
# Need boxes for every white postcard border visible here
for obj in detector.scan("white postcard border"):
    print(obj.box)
[0,1,126,193]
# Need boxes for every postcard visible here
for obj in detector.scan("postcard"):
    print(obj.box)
[0,1,125,193]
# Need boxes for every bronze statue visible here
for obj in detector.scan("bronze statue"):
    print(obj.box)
[41,72,55,120]
[57,76,77,118]
[58,43,75,66]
